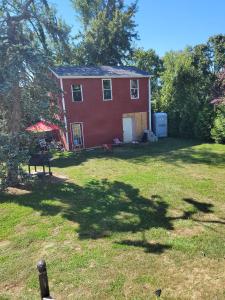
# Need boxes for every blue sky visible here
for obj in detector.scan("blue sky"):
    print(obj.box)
[51,0,225,57]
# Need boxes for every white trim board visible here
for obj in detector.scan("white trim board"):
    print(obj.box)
[59,78,69,149]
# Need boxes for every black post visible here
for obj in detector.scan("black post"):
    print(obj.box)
[37,260,50,299]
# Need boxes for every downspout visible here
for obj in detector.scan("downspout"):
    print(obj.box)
[148,77,152,131]
[59,78,69,150]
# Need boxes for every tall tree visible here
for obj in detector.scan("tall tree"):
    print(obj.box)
[208,34,225,72]
[158,35,225,141]
[71,0,138,65]
[159,50,200,138]
[190,44,215,140]
[131,48,163,109]
[0,0,71,189]
[211,69,225,143]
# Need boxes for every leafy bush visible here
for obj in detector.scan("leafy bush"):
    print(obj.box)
[194,106,214,141]
[0,133,30,191]
[211,105,225,143]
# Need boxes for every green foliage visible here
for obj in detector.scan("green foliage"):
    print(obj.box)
[72,0,105,29]
[130,48,163,109]
[0,0,70,189]
[208,34,225,72]
[158,35,225,141]
[194,107,214,141]
[211,105,225,144]
[0,133,31,191]
[71,0,138,65]
[159,50,199,137]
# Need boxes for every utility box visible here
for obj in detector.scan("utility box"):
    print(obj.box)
[153,112,168,137]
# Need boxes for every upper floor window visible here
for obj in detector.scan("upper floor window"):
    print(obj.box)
[72,84,83,102]
[130,79,139,99]
[102,79,112,101]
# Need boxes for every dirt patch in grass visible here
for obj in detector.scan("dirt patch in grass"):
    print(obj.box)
[47,174,70,184]
[172,225,205,237]
[5,174,70,196]
[6,187,31,195]
[39,241,57,257]
[15,223,35,235]
[0,240,11,248]
[164,256,225,299]
[1,282,23,298]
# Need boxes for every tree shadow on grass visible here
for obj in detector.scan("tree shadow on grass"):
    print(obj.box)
[1,180,224,254]
[115,230,171,254]
[116,240,171,254]
[0,178,173,254]
[173,198,225,226]
[184,198,214,214]
[52,138,225,169]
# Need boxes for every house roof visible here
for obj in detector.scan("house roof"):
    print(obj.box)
[50,65,150,78]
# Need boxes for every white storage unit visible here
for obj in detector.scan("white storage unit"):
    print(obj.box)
[153,113,168,137]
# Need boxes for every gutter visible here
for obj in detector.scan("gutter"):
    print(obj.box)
[148,77,152,131]
[59,78,69,150]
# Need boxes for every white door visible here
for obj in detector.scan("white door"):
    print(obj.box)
[123,117,133,142]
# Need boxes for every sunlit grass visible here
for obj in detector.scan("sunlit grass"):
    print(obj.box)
[0,138,225,299]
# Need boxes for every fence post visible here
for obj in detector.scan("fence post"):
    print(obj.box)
[37,260,50,299]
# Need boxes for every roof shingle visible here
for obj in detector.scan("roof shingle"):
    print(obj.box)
[51,65,150,78]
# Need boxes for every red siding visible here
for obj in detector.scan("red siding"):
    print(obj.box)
[61,77,149,149]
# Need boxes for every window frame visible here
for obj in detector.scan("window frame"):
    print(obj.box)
[130,79,139,100]
[102,79,112,101]
[71,84,83,102]
[71,122,84,149]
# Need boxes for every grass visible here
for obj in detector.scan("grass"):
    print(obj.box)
[0,138,225,299]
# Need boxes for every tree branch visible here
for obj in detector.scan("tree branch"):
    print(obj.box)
[7,0,34,22]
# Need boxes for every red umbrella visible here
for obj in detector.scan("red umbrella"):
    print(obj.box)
[26,121,59,132]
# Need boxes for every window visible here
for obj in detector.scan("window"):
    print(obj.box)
[72,84,83,102]
[71,123,83,149]
[130,79,139,99]
[102,79,112,101]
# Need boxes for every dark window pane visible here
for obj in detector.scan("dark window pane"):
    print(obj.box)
[72,84,82,101]
[104,90,112,100]
[73,91,82,101]
[131,80,138,89]
[131,88,138,99]
[103,80,111,89]
[73,84,81,92]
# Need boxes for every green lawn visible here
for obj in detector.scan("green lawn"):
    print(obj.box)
[0,138,225,299]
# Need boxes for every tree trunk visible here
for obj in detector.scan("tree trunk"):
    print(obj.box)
[7,86,22,186]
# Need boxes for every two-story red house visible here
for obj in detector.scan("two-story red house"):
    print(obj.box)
[50,66,151,150]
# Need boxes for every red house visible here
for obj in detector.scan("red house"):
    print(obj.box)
[51,66,151,150]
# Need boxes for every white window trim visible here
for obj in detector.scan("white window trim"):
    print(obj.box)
[59,78,69,149]
[102,79,112,101]
[71,84,83,102]
[130,79,139,100]
[70,122,85,148]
